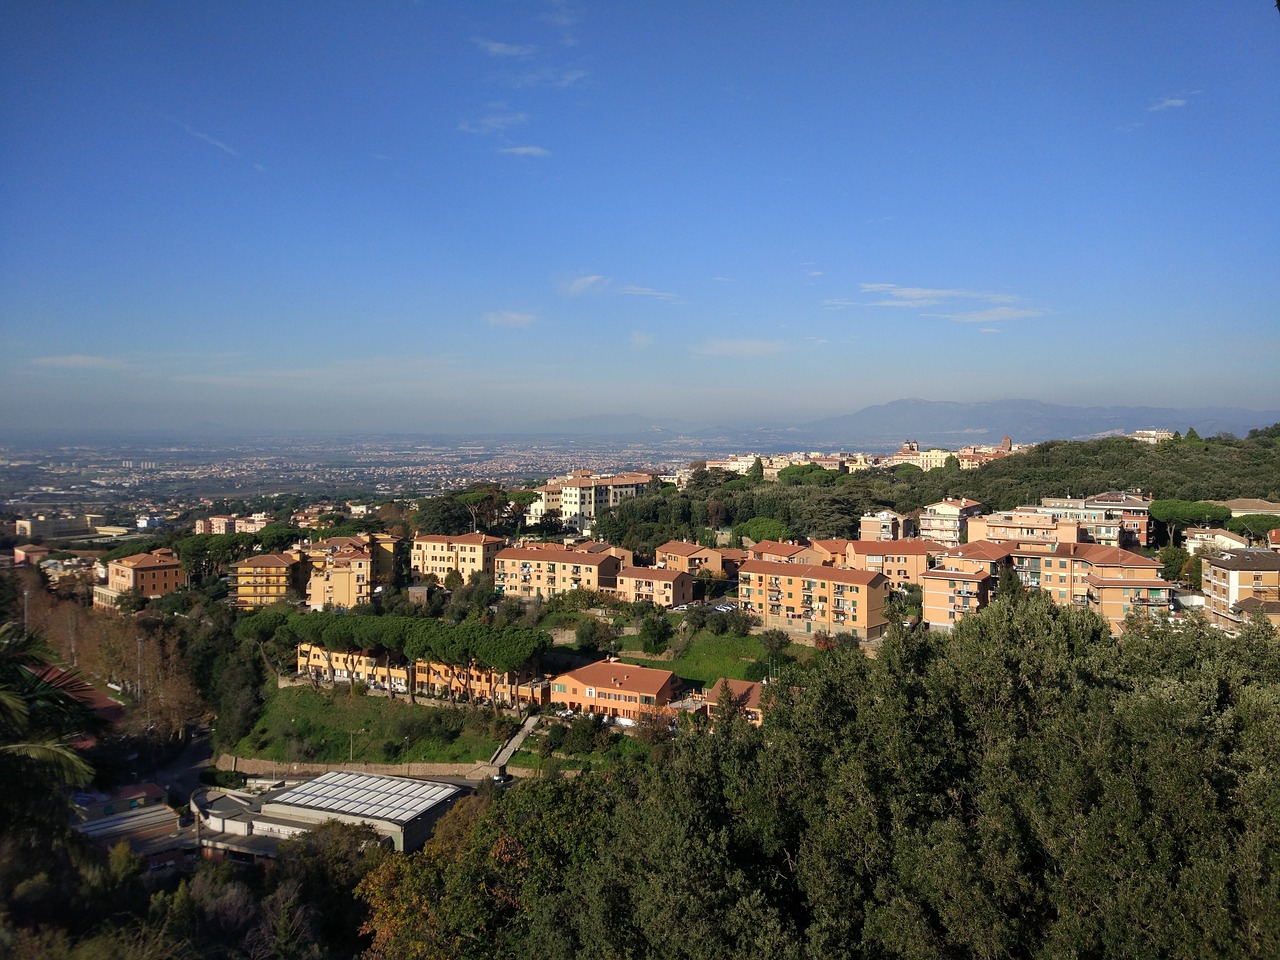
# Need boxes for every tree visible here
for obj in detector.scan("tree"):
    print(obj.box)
[747,457,765,483]
[1158,545,1191,584]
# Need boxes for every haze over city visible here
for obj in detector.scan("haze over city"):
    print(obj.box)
[2,2,1278,435]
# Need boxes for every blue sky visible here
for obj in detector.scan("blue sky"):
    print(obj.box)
[2,2,1278,434]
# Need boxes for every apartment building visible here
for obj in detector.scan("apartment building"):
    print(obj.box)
[966,509,1081,547]
[808,539,855,566]
[747,540,825,565]
[1201,549,1280,631]
[230,553,302,609]
[845,539,945,587]
[493,547,622,600]
[16,514,93,539]
[194,515,238,535]
[93,549,188,611]
[528,470,654,533]
[410,533,504,582]
[654,541,733,577]
[921,567,991,630]
[859,509,916,541]
[1035,492,1152,548]
[738,560,890,638]
[550,661,682,722]
[917,498,985,549]
[1184,527,1249,555]
[614,567,694,609]
[297,533,400,585]
[306,547,373,611]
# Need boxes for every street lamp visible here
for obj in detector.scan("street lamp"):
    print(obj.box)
[23,589,30,631]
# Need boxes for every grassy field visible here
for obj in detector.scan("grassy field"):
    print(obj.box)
[621,631,766,686]
[230,685,513,765]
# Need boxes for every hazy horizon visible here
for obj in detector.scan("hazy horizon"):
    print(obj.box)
[3,3,1278,433]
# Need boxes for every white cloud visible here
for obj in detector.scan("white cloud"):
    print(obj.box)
[472,38,536,57]
[179,123,239,157]
[821,298,857,309]
[690,339,784,359]
[484,311,536,328]
[30,354,125,370]
[630,332,652,350]
[620,285,681,302]
[459,112,530,135]
[499,145,550,157]
[979,327,1001,335]
[1149,97,1187,112]
[568,274,610,296]
[712,276,734,282]
[930,307,1043,324]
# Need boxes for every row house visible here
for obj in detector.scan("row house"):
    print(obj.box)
[550,661,681,722]
[230,553,303,609]
[614,566,694,608]
[295,643,549,706]
[1201,549,1280,631]
[93,549,188,611]
[410,532,505,582]
[917,498,985,549]
[494,547,621,600]
[738,560,890,639]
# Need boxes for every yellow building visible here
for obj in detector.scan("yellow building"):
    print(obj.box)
[231,553,302,609]
[738,560,890,639]
[614,567,694,608]
[844,539,945,588]
[306,548,373,611]
[494,547,622,600]
[410,533,504,582]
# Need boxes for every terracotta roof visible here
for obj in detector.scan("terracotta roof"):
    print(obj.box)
[848,539,945,557]
[656,540,707,557]
[750,540,809,558]
[922,567,989,582]
[114,551,182,570]
[234,553,298,568]
[940,541,1014,562]
[495,547,615,568]
[412,533,504,546]
[738,560,884,586]
[617,566,687,582]
[706,678,763,712]
[556,660,676,697]
[1045,543,1159,567]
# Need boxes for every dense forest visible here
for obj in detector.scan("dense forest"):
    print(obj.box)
[593,427,1280,554]
[355,596,1280,960]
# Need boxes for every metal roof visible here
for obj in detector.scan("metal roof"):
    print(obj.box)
[268,771,460,825]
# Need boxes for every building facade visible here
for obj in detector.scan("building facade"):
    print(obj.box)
[410,533,504,582]
[738,560,890,638]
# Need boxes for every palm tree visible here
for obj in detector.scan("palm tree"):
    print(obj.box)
[0,623,104,840]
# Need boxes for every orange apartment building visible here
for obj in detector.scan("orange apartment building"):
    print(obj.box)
[1201,549,1280,631]
[614,567,695,608]
[1035,492,1152,548]
[966,509,1081,547]
[921,567,992,629]
[410,533,505,582]
[747,540,826,565]
[494,547,622,600]
[845,539,946,587]
[94,549,188,610]
[550,661,682,721]
[654,540,732,577]
[231,553,303,608]
[738,560,890,638]
[917,498,985,549]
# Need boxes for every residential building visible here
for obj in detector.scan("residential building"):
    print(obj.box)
[1184,527,1249,555]
[550,661,682,722]
[918,498,985,549]
[1201,549,1280,631]
[94,549,187,611]
[1130,429,1176,444]
[704,678,764,727]
[297,533,400,586]
[808,539,855,566]
[654,540,731,577]
[738,561,890,638]
[528,470,654,533]
[195,515,238,535]
[306,547,372,611]
[493,547,622,600]
[14,544,51,566]
[747,540,825,565]
[844,539,945,587]
[1035,492,1152,548]
[614,567,694,608]
[921,567,992,630]
[966,509,1081,547]
[410,533,504,582]
[859,509,915,541]
[231,553,302,609]
[16,514,93,539]
[1209,498,1280,518]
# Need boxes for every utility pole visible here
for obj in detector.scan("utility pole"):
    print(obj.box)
[137,636,144,707]
[23,588,30,631]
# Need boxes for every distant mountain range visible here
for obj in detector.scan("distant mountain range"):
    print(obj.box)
[550,400,1280,451]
